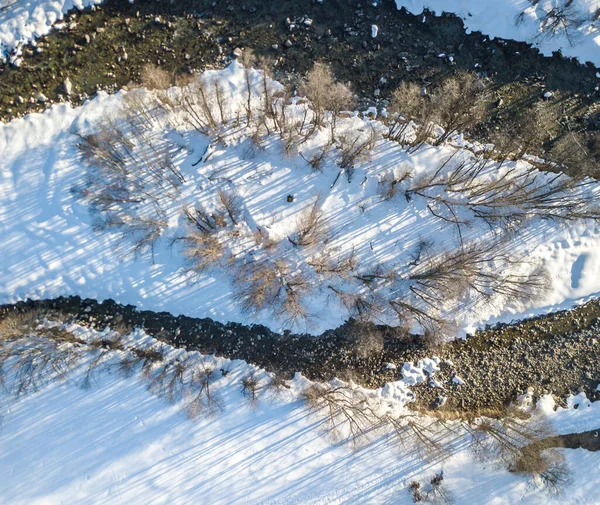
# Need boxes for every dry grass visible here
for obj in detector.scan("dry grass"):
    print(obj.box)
[139,64,173,91]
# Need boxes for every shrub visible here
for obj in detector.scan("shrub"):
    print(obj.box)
[302,383,382,444]
[549,131,600,178]
[140,64,172,90]
[430,71,491,144]
[288,198,329,247]
[336,126,378,176]
[387,81,432,144]
[241,373,260,405]
[299,62,355,129]
[233,258,312,327]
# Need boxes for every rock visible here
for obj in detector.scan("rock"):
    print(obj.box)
[37,93,47,103]
[232,47,243,58]
[62,78,73,96]
[284,39,293,48]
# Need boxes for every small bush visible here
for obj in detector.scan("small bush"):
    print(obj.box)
[241,373,260,405]
[140,64,172,90]
[336,126,378,174]
[549,131,600,178]
[431,72,491,144]
[299,62,355,129]
[387,81,431,144]
[288,198,329,247]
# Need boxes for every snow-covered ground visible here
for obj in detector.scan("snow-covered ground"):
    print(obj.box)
[0,323,598,505]
[1,63,600,335]
[0,0,102,64]
[395,0,600,66]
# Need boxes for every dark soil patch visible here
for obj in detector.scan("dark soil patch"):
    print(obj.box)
[2,295,599,412]
[540,428,600,452]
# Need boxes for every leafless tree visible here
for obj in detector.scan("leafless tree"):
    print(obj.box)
[328,285,382,322]
[536,0,586,45]
[430,72,491,145]
[336,126,378,173]
[185,365,222,417]
[233,258,311,327]
[241,372,260,406]
[299,63,355,130]
[408,471,453,504]
[514,102,562,159]
[549,131,600,178]
[308,251,357,278]
[300,139,334,171]
[302,383,383,444]
[239,49,257,126]
[407,153,600,231]
[386,81,432,144]
[378,168,412,200]
[76,105,185,255]
[0,336,85,396]
[288,198,329,247]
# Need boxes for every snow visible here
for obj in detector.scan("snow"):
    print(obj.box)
[394,0,600,66]
[1,324,599,504]
[0,0,102,64]
[452,375,465,386]
[537,393,600,435]
[2,62,600,335]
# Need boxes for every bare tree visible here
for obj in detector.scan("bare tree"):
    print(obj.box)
[536,0,586,45]
[408,471,453,504]
[406,153,600,231]
[302,383,383,444]
[514,102,562,159]
[378,168,411,200]
[241,372,260,406]
[300,139,334,171]
[288,198,329,247]
[76,103,185,255]
[185,365,222,417]
[335,126,378,182]
[430,72,491,145]
[299,63,355,130]
[308,250,357,278]
[233,258,311,327]
[386,81,432,144]
[549,131,600,178]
